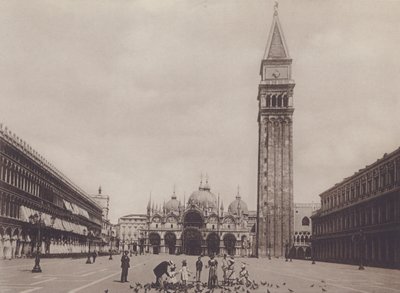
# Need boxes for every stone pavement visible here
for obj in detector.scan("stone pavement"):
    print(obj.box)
[0,254,399,293]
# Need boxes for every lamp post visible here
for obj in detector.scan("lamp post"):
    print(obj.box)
[32,211,43,273]
[109,230,114,260]
[86,231,93,264]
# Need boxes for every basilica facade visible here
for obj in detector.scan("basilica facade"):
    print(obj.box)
[138,179,256,257]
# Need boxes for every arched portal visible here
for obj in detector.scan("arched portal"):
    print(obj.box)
[149,232,161,254]
[290,246,296,259]
[207,232,220,256]
[182,228,202,255]
[183,210,203,229]
[305,247,311,259]
[223,233,236,256]
[297,247,305,259]
[164,232,177,255]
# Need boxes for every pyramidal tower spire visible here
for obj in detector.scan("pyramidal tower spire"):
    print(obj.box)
[256,2,295,258]
[262,1,290,61]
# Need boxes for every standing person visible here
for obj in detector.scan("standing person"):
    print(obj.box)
[92,249,98,263]
[179,259,191,285]
[207,254,218,289]
[284,241,289,262]
[195,256,203,282]
[153,260,173,287]
[120,251,130,282]
[221,254,228,284]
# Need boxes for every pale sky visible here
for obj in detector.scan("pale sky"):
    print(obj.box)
[1,0,399,223]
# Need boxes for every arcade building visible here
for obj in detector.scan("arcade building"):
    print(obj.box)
[0,125,103,259]
[312,147,400,268]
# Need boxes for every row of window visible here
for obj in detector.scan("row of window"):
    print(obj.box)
[1,155,100,224]
[262,94,290,108]
[0,196,20,219]
[321,160,399,211]
[314,198,399,235]
[1,160,40,197]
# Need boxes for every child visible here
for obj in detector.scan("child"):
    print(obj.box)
[195,256,203,282]
[180,260,192,285]
[168,264,178,284]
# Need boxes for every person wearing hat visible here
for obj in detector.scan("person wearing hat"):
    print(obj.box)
[120,250,130,283]
[168,263,178,284]
[195,256,203,282]
[153,260,173,287]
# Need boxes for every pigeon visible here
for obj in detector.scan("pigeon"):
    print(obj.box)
[283,283,286,286]
[104,290,108,293]
[261,281,267,286]
[310,284,315,287]
[267,289,271,293]
[288,289,294,292]
[322,289,327,292]
[276,284,280,288]
[321,280,325,283]
[130,285,135,289]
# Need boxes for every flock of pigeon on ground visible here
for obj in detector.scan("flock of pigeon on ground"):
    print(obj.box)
[104,279,329,293]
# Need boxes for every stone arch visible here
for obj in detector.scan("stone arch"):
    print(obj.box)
[266,95,271,107]
[305,247,311,259]
[272,95,277,107]
[182,227,202,255]
[297,247,305,259]
[148,232,161,254]
[183,209,204,229]
[12,228,20,236]
[302,216,310,226]
[278,95,282,107]
[223,233,236,256]
[164,232,177,255]
[283,95,288,107]
[289,246,296,258]
[207,232,220,256]
[5,227,12,236]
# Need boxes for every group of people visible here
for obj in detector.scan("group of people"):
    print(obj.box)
[120,252,251,288]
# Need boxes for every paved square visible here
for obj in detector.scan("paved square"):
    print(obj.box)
[0,255,399,293]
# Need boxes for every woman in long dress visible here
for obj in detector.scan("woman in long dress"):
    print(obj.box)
[207,254,218,289]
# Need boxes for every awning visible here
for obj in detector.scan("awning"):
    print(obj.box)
[63,200,89,219]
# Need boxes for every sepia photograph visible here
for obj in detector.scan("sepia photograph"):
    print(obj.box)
[0,0,399,292]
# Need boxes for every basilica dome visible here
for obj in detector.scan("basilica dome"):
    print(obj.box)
[165,193,180,214]
[188,179,218,212]
[228,191,248,216]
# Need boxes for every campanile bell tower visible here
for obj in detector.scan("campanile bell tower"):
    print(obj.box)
[256,4,295,258]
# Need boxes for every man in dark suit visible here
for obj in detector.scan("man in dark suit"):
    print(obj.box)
[120,251,130,282]
[153,260,173,287]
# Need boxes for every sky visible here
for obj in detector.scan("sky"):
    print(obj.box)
[1,0,399,223]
